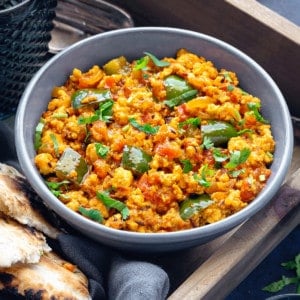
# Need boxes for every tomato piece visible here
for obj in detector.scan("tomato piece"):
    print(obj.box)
[137,174,155,202]
[137,174,151,191]
[177,103,190,121]
[240,181,255,202]
[156,141,182,159]
[105,77,116,89]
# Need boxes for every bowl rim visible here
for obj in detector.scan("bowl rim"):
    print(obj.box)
[15,26,294,246]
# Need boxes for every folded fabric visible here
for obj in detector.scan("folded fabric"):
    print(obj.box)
[108,255,171,300]
[0,119,170,300]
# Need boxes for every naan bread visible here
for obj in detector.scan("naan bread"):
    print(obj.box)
[0,163,92,299]
[0,251,91,300]
[0,163,59,238]
[0,214,51,268]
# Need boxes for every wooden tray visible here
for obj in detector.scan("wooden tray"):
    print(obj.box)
[109,0,300,117]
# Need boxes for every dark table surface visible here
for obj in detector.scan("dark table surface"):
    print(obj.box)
[227,226,300,299]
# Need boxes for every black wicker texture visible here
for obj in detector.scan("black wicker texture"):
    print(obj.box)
[0,0,57,119]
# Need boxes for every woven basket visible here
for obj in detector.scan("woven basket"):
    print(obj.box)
[0,0,57,119]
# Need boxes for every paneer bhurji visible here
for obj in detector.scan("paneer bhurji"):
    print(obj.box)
[34,49,275,233]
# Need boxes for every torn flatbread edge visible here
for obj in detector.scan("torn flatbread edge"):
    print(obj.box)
[0,163,59,238]
[0,214,51,268]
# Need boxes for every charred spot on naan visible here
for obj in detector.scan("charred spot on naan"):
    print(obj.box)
[0,252,91,300]
[0,272,14,285]
[0,271,45,299]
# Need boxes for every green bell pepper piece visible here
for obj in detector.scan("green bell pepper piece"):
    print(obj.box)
[121,145,152,175]
[55,147,89,184]
[71,88,112,109]
[180,193,214,220]
[201,120,238,146]
[164,75,198,108]
[103,56,128,75]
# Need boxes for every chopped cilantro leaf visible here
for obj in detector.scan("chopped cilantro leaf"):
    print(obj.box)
[194,164,214,187]
[262,276,299,293]
[180,194,214,220]
[262,253,300,293]
[230,169,245,178]
[179,117,200,129]
[212,148,228,162]
[202,136,214,150]
[180,159,193,173]
[222,72,233,83]
[78,99,114,124]
[78,207,103,223]
[50,133,59,157]
[129,118,159,134]
[248,102,269,124]
[144,52,170,67]
[46,180,70,197]
[134,52,170,71]
[238,128,253,135]
[98,99,114,122]
[134,56,149,70]
[95,143,109,158]
[97,191,130,220]
[225,148,251,169]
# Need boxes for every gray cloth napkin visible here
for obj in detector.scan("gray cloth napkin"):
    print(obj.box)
[108,256,171,300]
[0,120,170,300]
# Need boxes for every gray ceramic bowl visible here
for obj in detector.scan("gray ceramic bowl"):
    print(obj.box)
[15,27,293,252]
